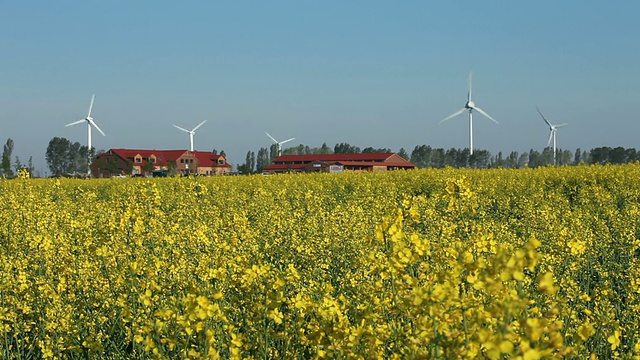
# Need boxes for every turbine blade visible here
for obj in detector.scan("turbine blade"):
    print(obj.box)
[173,125,190,133]
[473,106,498,124]
[265,132,278,143]
[439,108,466,124]
[192,120,207,132]
[555,123,569,128]
[547,131,553,147]
[87,94,95,117]
[89,119,106,136]
[536,106,552,128]
[468,72,472,102]
[280,137,295,145]
[66,119,86,127]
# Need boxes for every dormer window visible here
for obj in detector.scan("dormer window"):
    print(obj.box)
[135,156,142,163]
[218,159,224,165]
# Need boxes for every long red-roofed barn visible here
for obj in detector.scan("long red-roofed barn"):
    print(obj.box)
[262,152,415,174]
[91,149,231,177]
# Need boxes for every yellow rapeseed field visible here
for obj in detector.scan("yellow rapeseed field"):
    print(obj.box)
[1,164,640,359]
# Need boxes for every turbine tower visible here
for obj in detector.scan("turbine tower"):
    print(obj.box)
[173,120,207,151]
[266,132,295,156]
[536,106,568,166]
[439,73,498,155]
[65,94,106,175]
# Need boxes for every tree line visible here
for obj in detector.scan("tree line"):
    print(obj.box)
[1,136,638,178]
[238,143,640,173]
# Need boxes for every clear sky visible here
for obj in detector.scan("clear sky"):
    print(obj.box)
[1,1,638,173]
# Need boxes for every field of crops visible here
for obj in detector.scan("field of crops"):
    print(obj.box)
[1,164,640,359]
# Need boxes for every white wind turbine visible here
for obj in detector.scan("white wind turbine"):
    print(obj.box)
[173,120,207,151]
[65,94,106,175]
[439,73,498,155]
[536,106,568,166]
[266,132,295,156]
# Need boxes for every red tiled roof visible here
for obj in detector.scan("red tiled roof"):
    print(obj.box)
[106,149,176,166]
[263,164,307,171]
[336,161,415,168]
[274,153,398,162]
[262,161,415,172]
[102,149,230,168]
[192,151,231,168]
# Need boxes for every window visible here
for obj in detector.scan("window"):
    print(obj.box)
[218,159,224,165]
[180,159,184,163]
[150,157,156,164]
[189,159,194,163]
[135,157,142,163]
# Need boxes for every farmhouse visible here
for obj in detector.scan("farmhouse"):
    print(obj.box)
[262,152,415,174]
[91,149,231,177]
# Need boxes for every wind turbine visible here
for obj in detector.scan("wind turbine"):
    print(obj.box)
[65,94,106,175]
[66,94,106,151]
[536,106,568,166]
[439,73,498,155]
[173,120,207,151]
[266,132,295,156]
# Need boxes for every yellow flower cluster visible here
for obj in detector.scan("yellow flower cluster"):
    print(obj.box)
[1,164,639,358]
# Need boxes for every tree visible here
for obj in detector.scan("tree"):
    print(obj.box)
[46,137,94,175]
[242,151,255,174]
[13,156,23,173]
[362,147,391,153]
[2,138,14,177]
[472,150,491,168]
[141,159,155,175]
[558,149,572,165]
[167,160,177,176]
[625,148,637,163]
[411,145,433,168]
[507,151,519,168]
[256,147,270,173]
[397,148,409,161]
[334,143,360,154]
[574,148,582,165]
[518,152,529,168]
[27,156,34,176]
[528,149,541,167]
[609,147,627,164]
[319,143,332,154]
[590,147,611,165]
[269,144,278,161]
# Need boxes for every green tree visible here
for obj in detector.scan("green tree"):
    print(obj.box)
[397,148,409,161]
[256,147,270,173]
[142,159,155,174]
[574,148,582,165]
[362,147,391,153]
[27,156,34,176]
[13,156,23,173]
[2,138,14,177]
[319,143,332,154]
[334,143,360,154]
[167,160,177,176]
[46,137,71,175]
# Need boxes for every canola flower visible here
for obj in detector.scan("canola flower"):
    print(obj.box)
[0,164,639,358]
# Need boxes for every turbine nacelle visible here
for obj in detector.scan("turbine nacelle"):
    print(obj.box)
[438,73,497,155]
[65,94,105,176]
[173,120,207,151]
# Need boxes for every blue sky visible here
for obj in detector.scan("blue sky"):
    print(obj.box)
[1,1,638,173]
